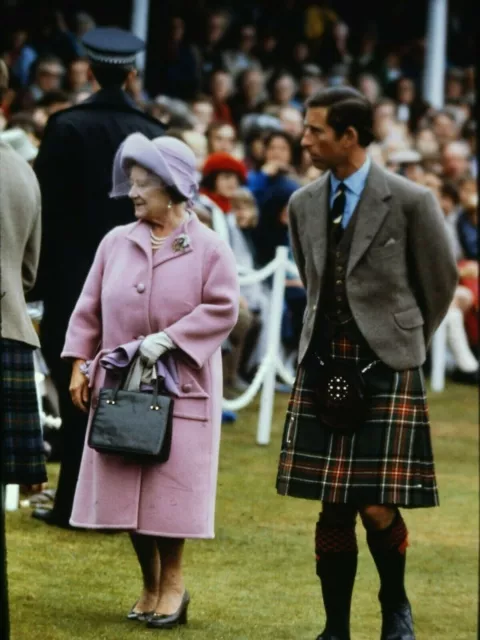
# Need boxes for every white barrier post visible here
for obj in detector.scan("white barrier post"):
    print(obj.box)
[5,485,19,512]
[430,318,447,392]
[257,246,289,445]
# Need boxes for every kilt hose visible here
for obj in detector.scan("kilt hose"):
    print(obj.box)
[276,332,439,508]
[1,338,47,485]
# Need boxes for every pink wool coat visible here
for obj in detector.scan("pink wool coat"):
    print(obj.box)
[62,214,239,538]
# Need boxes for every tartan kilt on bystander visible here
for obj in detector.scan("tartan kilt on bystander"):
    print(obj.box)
[276,331,439,508]
[1,338,47,485]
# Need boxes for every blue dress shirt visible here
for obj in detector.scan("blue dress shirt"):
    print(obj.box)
[329,156,372,229]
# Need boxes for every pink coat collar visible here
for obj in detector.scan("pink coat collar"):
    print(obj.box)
[126,212,199,268]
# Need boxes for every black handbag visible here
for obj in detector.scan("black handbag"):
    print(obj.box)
[313,354,379,433]
[88,366,173,463]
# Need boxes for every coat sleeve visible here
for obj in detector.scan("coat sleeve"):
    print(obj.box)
[288,196,307,288]
[164,241,240,369]
[61,233,110,361]
[406,188,458,346]
[22,181,42,293]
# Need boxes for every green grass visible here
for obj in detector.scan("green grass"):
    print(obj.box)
[6,382,478,640]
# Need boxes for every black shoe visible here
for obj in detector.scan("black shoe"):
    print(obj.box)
[316,631,348,640]
[31,508,73,530]
[127,602,155,622]
[146,591,190,629]
[381,601,415,640]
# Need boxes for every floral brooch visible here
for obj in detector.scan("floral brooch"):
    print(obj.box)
[172,233,191,252]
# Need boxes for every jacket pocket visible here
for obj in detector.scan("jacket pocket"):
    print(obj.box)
[393,307,424,329]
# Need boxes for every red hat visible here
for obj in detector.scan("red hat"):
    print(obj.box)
[202,152,247,183]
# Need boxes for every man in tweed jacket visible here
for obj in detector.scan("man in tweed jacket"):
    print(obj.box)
[276,88,457,640]
[0,60,46,489]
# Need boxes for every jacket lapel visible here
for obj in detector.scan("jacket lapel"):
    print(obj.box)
[346,163,392,277]
[306,173,330,276]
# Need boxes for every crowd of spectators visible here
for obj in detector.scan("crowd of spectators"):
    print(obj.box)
[1,6,477,395]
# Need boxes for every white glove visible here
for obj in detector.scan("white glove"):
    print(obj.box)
[139,332,176,367]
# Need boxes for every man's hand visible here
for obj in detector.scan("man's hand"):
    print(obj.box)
[69,359,90,412]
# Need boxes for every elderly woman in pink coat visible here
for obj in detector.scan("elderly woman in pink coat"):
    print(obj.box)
[61,133,239,629]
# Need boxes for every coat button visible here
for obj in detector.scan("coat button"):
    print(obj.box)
[136,283,145,293]
[182,383,192,393]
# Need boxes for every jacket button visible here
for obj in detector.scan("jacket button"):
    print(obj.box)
[136,283,145,293]
[182,383,192,393]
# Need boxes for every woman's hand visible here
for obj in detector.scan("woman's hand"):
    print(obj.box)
[69,359,90,413]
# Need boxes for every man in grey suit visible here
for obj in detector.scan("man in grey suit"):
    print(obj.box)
[276,88,457,640]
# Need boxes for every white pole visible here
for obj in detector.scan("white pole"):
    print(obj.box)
[430,318,447,392]
[257,246,289,445]
[423,0,448,109]
[5,485,19,512]
[130,0,151,74]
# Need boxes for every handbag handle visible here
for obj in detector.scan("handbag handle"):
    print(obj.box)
[106,356,162,410]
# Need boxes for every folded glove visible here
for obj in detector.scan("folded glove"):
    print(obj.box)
[139,332,176,367]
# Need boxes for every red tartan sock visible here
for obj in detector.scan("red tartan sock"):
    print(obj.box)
[365,510,409,608]
[315,505,358,558]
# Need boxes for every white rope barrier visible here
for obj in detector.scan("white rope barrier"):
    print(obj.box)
[237,258,299,279]
[236,255,283,285]
[257,246,289,444]
[222,246,291,445]
[222,354,274,411]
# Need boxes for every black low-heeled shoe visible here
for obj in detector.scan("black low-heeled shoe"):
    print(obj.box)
[127,602,155,622]
[146,591,190,629]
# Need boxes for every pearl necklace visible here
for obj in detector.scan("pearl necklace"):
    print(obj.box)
[150,230,168,249]
[150,213,190,249]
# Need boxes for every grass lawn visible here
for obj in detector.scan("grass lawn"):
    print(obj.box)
[6,382,478,640]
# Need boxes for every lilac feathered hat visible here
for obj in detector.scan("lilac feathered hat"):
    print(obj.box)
[110,133,198,202]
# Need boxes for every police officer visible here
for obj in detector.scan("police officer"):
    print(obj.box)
[32,28,164,528]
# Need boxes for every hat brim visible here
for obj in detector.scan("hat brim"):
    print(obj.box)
[112,133,188,199]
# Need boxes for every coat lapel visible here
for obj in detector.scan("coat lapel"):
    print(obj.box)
[126,221,153,268]
[346,163,392,277]
[151,213,196,268]
[306,173,330,276]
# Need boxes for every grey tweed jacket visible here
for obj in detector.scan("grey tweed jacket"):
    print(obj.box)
[0,140,41,348]
[289,161,458,371]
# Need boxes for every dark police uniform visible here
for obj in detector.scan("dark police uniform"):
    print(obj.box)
[31,28,164,528]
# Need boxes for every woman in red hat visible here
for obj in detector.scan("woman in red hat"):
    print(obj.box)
[199,152,248,214]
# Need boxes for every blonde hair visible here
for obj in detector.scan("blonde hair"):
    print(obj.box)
[230,187,258,227]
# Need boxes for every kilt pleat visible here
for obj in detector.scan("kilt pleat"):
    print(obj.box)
[276,334,439,508]
[1,339,47,485]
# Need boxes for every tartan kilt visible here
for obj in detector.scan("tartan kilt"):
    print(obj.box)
[1,338,47,485]
[276,333,439,508]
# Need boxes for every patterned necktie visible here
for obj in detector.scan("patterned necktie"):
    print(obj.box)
[331,182,347,243]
